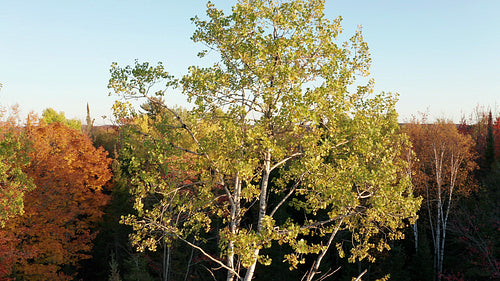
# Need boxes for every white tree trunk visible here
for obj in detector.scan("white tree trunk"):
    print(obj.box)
[226,175,242,281]
[412,220,418,253]
[243,150,271,281]
[304,218,345,281]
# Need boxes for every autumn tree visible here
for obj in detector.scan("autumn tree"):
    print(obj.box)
[457,107,496,178]
[110,1,421,280]
[0,105,35,281]
[494,116,500,163]
[0,122,112,280]
[404,119,477,281]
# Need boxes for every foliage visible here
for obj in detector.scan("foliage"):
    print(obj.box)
[41,107,82,130]
[108,254,122,281]
[0,122,112,280]
[0,106,35,228]
[90,125,120,155]
[80,154,144,280]
[109,0,421,280]
[457,107,496,176]
[122,254,155,281]
[0,106,34,281]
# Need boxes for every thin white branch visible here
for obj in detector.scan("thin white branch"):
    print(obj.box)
[177,236,242,280]
[270,152,303,171]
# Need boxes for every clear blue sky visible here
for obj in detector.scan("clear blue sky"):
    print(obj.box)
[1,0,499,124]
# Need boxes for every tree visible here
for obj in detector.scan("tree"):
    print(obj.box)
[0,106,35,228]
[1,122,112,280]
[41,107,82,130]
[494,116,500,163]
[404,119,477,281]
[485,111,495,170]
[457,107,496,178]
[85,103,95,135]
[0,106,36,281]
[447,154,500,280]
[109,1,420,280]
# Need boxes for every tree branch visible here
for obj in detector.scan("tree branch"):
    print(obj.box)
[353,269,367,281]
[270,152,303,172]
[177,236,242,280]
[269,172,306,217]
[304,217,345,281]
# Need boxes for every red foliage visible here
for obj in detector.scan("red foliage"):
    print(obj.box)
[494,117,500,162]
[440,271,466,281]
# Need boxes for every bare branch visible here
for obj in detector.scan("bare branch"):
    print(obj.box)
[353,269,367,281]
[303,217,345,281]
[177,236,242,280]
[269,172,306,217]
[169,142,205,156]
[316,267,341,281]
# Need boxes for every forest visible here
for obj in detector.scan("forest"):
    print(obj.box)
[0,0,498,280]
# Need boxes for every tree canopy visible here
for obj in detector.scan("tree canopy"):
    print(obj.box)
[0,122,112,280]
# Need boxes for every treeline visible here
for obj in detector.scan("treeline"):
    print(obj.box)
[0,103,498,281]
[1,0,499,280]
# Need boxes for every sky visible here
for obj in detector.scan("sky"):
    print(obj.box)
[1,0,499,124]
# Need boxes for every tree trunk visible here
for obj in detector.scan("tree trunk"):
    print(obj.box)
[413,220,418,253]
[226,174,242,281]
[304,218,344,281]
[184,241,195,281]
[163,241,170,281]
[433,146,444,281]
[243,150,271,281]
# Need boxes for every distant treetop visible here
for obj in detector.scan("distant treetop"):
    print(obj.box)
[41,107,82,130]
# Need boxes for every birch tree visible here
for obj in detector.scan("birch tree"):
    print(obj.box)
[110,1,421,280]
[404,119,477,281]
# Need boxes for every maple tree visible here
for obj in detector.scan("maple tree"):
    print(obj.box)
[0,122,112,280]
[404,119,477,281]
[110,1,421,280]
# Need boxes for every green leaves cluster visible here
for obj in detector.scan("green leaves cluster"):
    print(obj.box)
[0,128,34,227]
[41,107,82,130]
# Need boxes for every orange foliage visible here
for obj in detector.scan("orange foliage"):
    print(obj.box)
[404,120,478,197]
[0,231,18,281]
[0,123,112,280]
